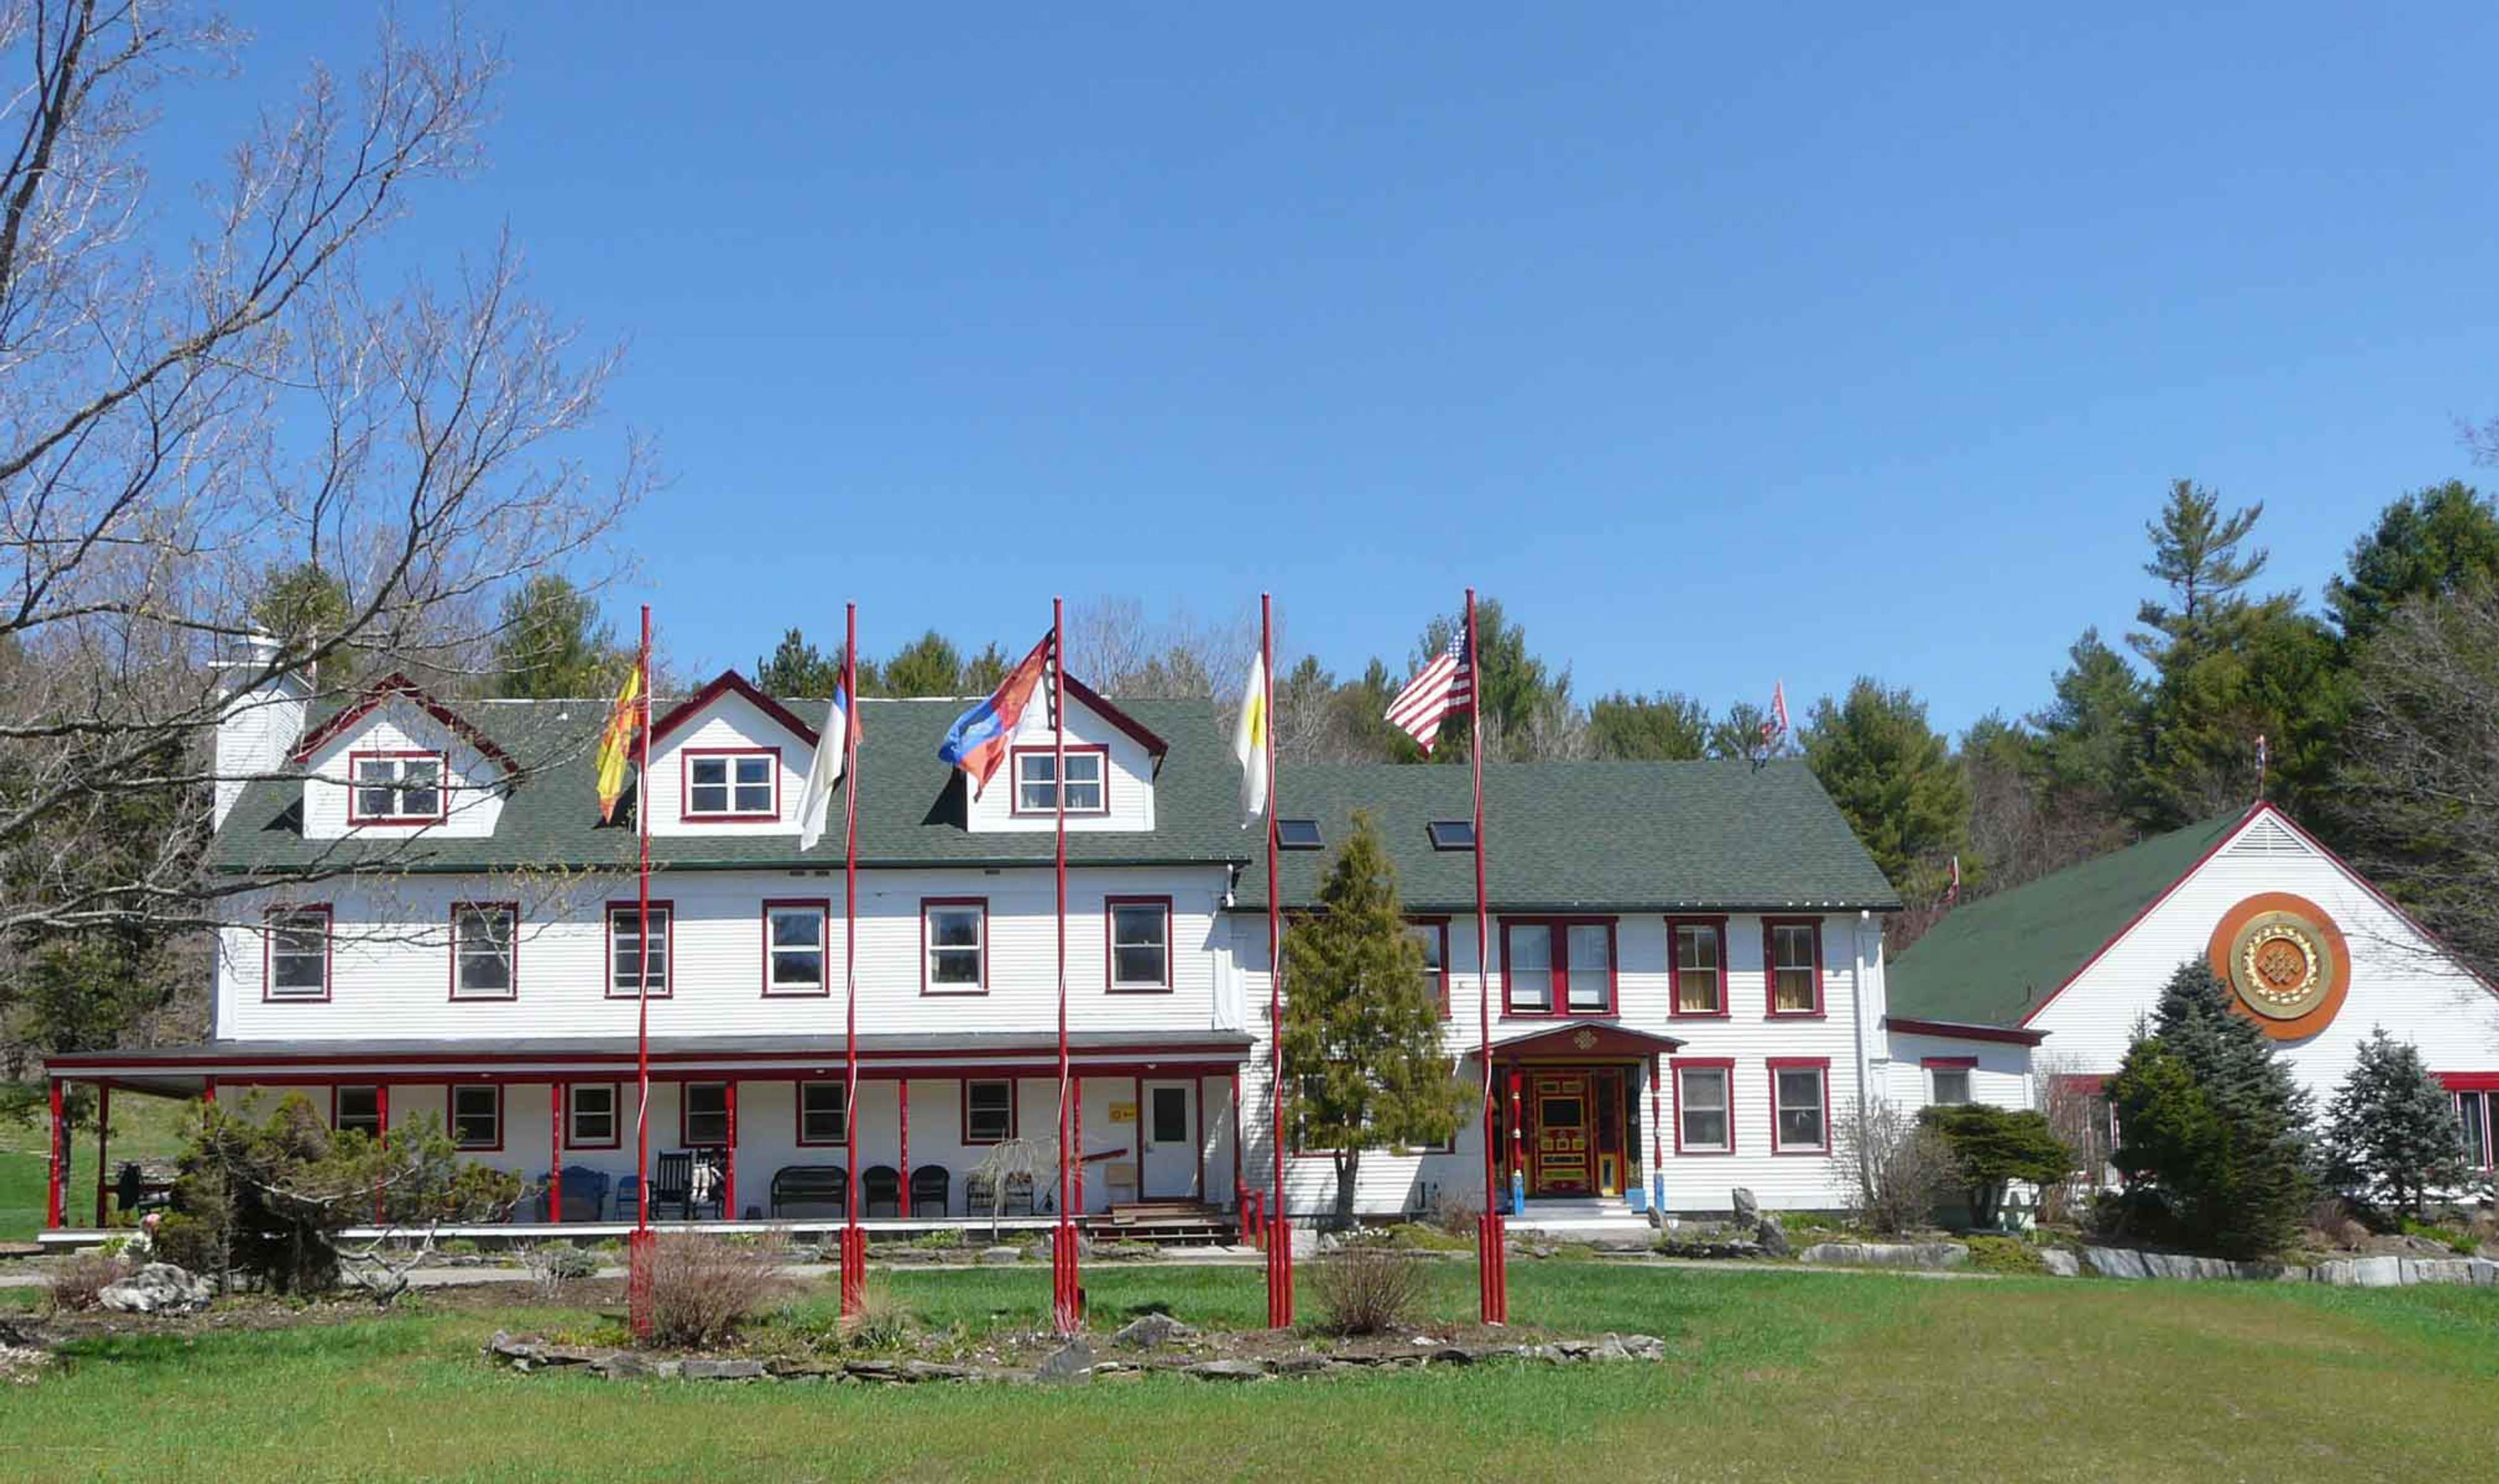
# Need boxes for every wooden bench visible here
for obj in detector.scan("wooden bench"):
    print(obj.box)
[771,1164,847,1218]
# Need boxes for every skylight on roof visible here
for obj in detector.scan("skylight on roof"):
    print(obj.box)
[1427,819,1475,851]
[1275,818,1322,850]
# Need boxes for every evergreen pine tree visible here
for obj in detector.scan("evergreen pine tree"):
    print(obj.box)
[1801,677,1971,901]
[1277,811,1472,1226]
[2322,1027,2467,1218]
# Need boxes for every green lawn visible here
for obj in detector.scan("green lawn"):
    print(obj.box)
[0,1091,199,1241]
[2,1263,2495,1481]
[0,1153,41,1244]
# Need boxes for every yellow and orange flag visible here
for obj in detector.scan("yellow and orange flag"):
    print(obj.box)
[594,651,646,823]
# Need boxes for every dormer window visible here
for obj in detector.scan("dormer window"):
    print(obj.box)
[349,751,445,824]
[1012,746,1107,816]
[684,749,777,820]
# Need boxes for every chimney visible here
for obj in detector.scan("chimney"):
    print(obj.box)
[214,630,310,830]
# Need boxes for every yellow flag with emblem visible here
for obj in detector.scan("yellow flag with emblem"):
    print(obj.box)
[1233,649,1268,828]
[594,653,644,823]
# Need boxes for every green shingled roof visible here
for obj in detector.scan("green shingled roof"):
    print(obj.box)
[1885,811,2245,1027]
[1236,759,1899,914]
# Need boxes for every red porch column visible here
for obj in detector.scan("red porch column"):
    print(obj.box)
[897,1080,910,1209]
[549,1082,564,1225]
[1071,1075,1084,1217]
[1229,1068,1244,1216]
[45,1079,64,1230]
[94,1084,112,1227]
[201,1077,216,1105]
[1507,1066,1525,1195]
[723,1081,738,1220]
[1648,1058,1664,1211]
[374,1084,391,1223]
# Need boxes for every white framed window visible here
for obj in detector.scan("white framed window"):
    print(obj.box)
[964,1080,1016,1143]
[349,751,445,824]
[1930,1067,1974,1107]
[451,903,517,1000]
[450,1084,502,1150]
[1566,923,1611,1010]
[1672,920,1725,1014]
[799,1081,848,1146]
[1767,921,1823,1015]
[567,1085,618,1148]
[333,1085,383,1137]
[1012,747,1106,815]
[1505,923,1553,1012]
[265,908,331,1000]
[607,904,672,997]
[1108,897,1171,990]
[683,1083,730,1148]
[764,900,828,995]
[923,900,986,993]
[1676,1065,1730,1153]
[1772,1063,1829,1152]
[685,751,776,818]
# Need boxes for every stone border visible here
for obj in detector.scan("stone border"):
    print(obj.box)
[2078,1248,2498,1287]
[485,1330,1673,1384]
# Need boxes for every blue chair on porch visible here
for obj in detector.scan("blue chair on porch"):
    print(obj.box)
[534,1166,612,1223]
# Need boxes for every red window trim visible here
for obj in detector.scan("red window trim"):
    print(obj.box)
[2451,1088,2494,1172]
[679,1081,731,1149]
[678,746,782,822]
[794,1079,849,1148]
[330,1083,385,1135]
[448,1082,505,1152]
[1666,915,1732,1019]
[604,900,676,1000]
[1766,1057,1833,1155]
[1669,1057,1736,1156]
[1409,916,1453,1018]
[1105,895,1175,993]
[262,904,335,1004]
[1920,1055,1979,1070]
[1007,744,1111,817]
[344,748,450,826]
[961,1077,1018,1145]
[564,1083,621,1150]
[2436,1072,2499,1092]
[447,900,519,1003]
[1498,917,1619,1018]
[760,897,832,998]
[1762,917,1827,1019]
[920,897,989,996]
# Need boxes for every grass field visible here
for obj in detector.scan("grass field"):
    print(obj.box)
[0,1092,198,1242]
[2,1261,2494,1481]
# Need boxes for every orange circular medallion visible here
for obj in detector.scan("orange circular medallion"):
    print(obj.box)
[2206,892,2348,1041]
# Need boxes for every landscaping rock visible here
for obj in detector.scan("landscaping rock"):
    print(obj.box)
[977,1245,1022,1265]
[2315,1256,2407,1288]
[1731,1188,1760,1226]
[96,1262,213,1315]
[1035,1338,1095,1384]
[681,1358,766,1381]
[594,1351,661,1379]
[1185,1358,1270,1381]
[1756,1214,1792,1258]
[842,1360,901,1382]
[1041,1227,1096,1263]
[1425,1345,1474,1366]
[1797,1241,1967,1271]
[1273,1355,1330,1376]
[1618,1334,1667,1360]
[2040,1250,2081,1278]
[2086,1247,2307,1282]
[901,1360,976,1383]
[1112,1312,1198,1349]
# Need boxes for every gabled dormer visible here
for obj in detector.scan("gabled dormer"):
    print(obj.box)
[290,673,518,840]
[644,671,823,837]
[963,674,1166,835]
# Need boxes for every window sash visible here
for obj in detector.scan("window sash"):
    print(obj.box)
[453,906,515,998]
[1931,1069,1973,1107]
[687,754,774,816]
[1678,1068,1729,1152]
[269,912,329,997]
[1506,924,1553,1011]
[450,1085,499,1149]
[2460,1091,2491,1171]
[335,1086,382,1136]
[683,1083,730,1147]
[800,1082,848,1145]
[568,1086,617,1145]
[1674,926,1722,1013]
[926,906,985,991]
[965,1081,1014,1142]
[1771,924,1820,1012]
[609,908,670,995]
[1110,902,1169,988]
[767,906,826,992]
[1015,750,1105,813]
[1566,924,1610,1010]
[1775,1068,1827,1150]
[353,755,443,821]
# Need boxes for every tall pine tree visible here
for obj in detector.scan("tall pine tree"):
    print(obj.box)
[1800,677,1970,902]
[2322,1027,2466,1218]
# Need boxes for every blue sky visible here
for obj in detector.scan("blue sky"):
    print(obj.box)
[212,5,2498,733]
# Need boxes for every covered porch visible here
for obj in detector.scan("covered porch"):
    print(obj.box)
[38,1031,1252,1245]
[1479,1021,1684,1217]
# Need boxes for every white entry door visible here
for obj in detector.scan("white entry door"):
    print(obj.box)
[1139,1080,1198,1200]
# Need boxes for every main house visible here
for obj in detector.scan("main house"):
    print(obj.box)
[40,649,1903,1236]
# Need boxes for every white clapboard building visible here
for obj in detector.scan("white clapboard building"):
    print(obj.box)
[1882,802,2499,1180]
[40,658,1903,1237]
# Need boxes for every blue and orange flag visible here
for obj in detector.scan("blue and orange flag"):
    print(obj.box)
[937,633,1052,798]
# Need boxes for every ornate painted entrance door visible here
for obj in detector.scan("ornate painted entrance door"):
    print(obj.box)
[1531,1072,1594,1195]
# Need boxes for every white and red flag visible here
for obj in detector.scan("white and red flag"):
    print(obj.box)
[1759,681,1791,755]
[1385,620,1474,755]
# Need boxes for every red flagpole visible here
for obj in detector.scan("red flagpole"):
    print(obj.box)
[1263,592,1292,1327]
[840,601,866,1317]
[1468,587,1506,1324]
[629,604,655,1339]
[1051,595,1082,1334]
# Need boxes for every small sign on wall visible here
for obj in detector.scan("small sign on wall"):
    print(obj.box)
[1108,1102,1138,1124]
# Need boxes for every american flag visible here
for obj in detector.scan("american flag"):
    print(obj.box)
[1385,622,1473,755]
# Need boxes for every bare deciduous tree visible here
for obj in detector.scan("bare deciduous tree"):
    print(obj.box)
[0,5,647,943]
[1833,1096,1955,1235]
